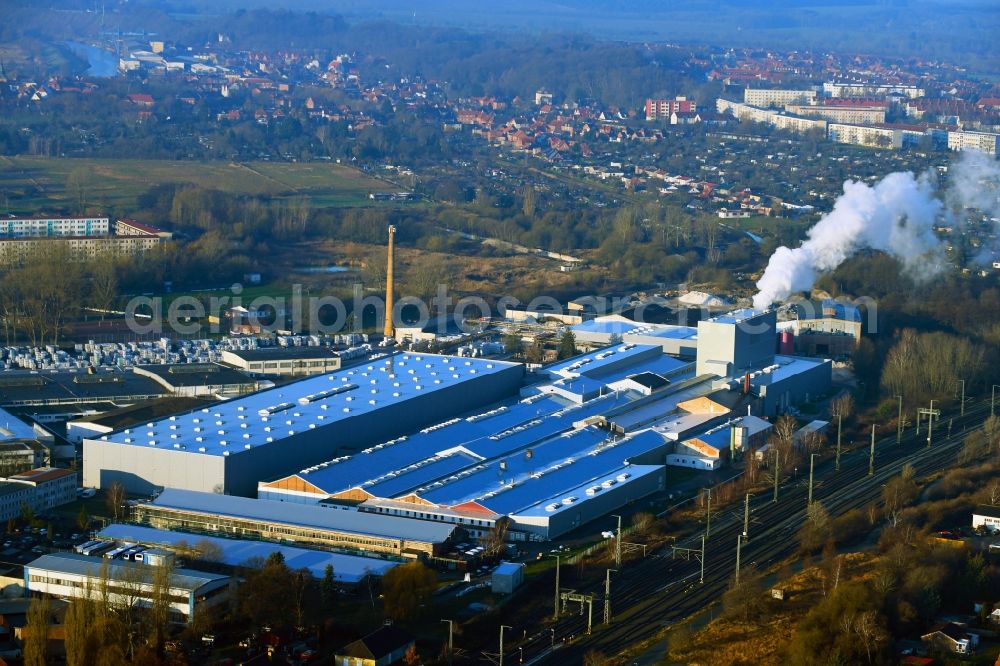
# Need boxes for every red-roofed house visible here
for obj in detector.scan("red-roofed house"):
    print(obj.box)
[126,93,154,106]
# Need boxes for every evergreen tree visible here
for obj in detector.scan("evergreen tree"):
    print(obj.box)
[321,564,336,609]
[557,330,577,360]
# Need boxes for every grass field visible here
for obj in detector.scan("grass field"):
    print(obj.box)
[0,156,398,213]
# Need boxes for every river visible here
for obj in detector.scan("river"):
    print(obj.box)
[63,41,119,77]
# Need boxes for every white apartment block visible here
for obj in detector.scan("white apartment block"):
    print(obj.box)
[823,82,924,99]
[948,130,1000,155]
[743,88,816,108]
[717,100,826,134]
[0,217,110,238]
[785,104,886,125]
[0,236,162,263]
[828,123,902,149]
[772,114,828,133]
[0,216,168,263]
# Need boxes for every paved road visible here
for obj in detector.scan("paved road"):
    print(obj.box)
[486,400,991,665]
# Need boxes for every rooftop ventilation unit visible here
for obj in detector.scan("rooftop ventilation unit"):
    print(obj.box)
[258,402,295,417]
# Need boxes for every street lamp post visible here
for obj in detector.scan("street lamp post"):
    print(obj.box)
[611,514,622,568]
[499,625,512,666]
[441,620,454,666]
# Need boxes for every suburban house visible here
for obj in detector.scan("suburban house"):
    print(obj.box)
[334,625,415,666]
[921,622,978,655]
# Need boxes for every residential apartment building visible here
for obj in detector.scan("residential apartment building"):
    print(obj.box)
[0,216,169,264]
[0,216,110,237]
[947,130,1000,154]
[785,104,886,125]
[645,97,696,121]
[828,123,902,149]
[823,82,924,99]
[743,88,816,108]
[0,467,75,521]
[717,100,826,134]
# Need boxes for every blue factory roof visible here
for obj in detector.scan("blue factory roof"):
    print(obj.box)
[572,318,697,341]
[270,389,637,500]
[749,355,829,387]
[418,426,613,507]
[544,343,661,379]
[270,394,571,496]
[147,489,457,544]
[0,406,39,442]
[513,464,664,520]
[705,308,768,325]
[425,428,669,512]
[97,353,519,457]
[98,523,398,582]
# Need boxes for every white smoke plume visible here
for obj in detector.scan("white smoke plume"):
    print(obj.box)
[753,152,1000,310]
[947,149,1000,228]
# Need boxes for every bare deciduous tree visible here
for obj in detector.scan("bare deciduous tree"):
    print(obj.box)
[106,482,127,523]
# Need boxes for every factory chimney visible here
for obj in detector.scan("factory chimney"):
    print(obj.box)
[383,225,396,340]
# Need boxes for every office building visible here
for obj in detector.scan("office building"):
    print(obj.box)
[24,552,231,624]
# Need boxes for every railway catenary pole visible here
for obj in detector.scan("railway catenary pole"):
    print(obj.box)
[604,569,616,625]
[735,533,743,584]
[927,399,937,448]
[835,414,842,471]
[742,492,750,539]
[772,448,780,502]
[807,453,818,506]
[613,514,622,568]
[553,555,560,619]
[957,379,965,417]
[897,395,903,444]
[869,424,876,476]
[700,533,706,584]
[705,488,712,537]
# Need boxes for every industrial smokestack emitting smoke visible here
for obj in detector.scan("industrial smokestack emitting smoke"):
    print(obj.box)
[752,152,1000,310]
[383,225,396,339]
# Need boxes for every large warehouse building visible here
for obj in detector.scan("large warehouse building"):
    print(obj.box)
[84,353,523,495]
[132,488,457,558]
[85,308,832,543]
